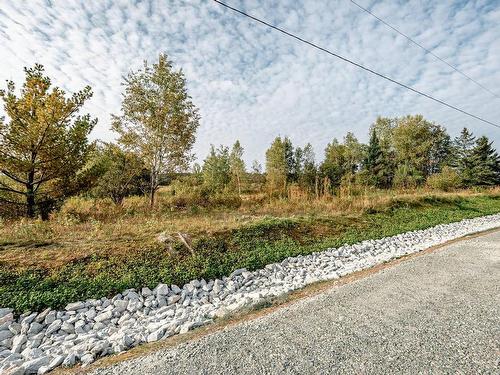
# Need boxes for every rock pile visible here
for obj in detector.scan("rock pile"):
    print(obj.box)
[1,214,499,374]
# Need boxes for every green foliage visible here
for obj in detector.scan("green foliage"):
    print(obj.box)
[299,143,317,195]
[112,54,200,207]
[229,140,246,195]
[202,145,231,192]
[265,137,288,197]
[0,64,96,218]
[469,136,500,186]
[426,166,462,191]
[2,195,500,313]
[392,162,423,189]
[90,143,148,204]
[451,127,476,185]
[392,115,450,179]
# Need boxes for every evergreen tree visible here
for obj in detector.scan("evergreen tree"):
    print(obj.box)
[283,137,295,183]
[291,146,304,183]
[469,136,500,186]
[0,64,96,218]
[451,127,476,186]
[363,130,385,187]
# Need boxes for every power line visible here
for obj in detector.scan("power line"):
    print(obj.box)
[350,0,500,100]
[211,0,500,129]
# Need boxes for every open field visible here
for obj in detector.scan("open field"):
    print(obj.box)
[1,189,500,314]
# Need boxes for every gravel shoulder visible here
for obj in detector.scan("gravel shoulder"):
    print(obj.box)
[87,230,500,374]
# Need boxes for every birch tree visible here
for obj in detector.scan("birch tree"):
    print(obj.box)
[112,54,200,207]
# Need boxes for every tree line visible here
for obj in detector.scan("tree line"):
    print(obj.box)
[1,55,499,219]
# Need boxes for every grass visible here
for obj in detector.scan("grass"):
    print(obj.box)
[1,190,500,313]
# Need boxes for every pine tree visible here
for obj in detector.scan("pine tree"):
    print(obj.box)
[452,127,476,186]
[469,136,500,186]
[0,64,96,218]
[363,130,384,187]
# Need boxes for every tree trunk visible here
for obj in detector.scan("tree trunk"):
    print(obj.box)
[26,170,35,218]
[149,187,156,208]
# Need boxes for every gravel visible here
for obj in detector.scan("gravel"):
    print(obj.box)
[1,214,499,374]
[89,230,500,374]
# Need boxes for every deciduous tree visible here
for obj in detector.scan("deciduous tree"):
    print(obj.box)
[229,140,246,195]
[112,54,200,207]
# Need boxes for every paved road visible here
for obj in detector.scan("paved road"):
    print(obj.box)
[91,231,500,374]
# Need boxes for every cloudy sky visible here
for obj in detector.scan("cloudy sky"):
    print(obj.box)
[1,0,499,165]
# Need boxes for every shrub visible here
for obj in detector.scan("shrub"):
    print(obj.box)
[393,163,423,190]
[57,196,122,222]
[427,167,462,192]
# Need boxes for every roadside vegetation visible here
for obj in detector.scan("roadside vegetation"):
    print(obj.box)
[1,55,500,313]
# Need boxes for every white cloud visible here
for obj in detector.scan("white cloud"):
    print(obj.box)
[0,0,499,165]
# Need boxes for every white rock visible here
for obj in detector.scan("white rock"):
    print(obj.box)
[146,328,165,343]
[65,301,85,311]
[22,355,49,373]
[45,320,62,335]
[11,334,27,353]
[0,330,13,341]
[21,313,37,326]
[27,322,44,335]
[156,284,170,296]
[0,308,13,319]
[94,311,113,322]
[80,353,94,366]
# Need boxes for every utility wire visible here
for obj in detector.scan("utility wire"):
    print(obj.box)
[350,0,499,100]
[212,0,500,129]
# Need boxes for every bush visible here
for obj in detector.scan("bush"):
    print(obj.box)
[427,167,462,192]
[393,163,423,190]
[57,196,122,222]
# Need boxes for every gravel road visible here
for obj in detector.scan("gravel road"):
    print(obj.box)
[90,230,500,374]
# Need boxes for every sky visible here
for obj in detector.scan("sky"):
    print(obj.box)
[1,0,499,166]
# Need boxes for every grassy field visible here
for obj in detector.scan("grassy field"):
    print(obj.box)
[1,190,500,313]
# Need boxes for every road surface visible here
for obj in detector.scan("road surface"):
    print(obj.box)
[90,230,500,374]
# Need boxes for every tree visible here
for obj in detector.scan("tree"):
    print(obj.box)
[229,140,246,195]
[392,115,435,181]
[469,136,500,186]
[362,130,385,187]
[299,143,317,196]
[112,54,200,207]
[251,160,262,174]
[91,143,147,204]
[428,124,451,174]
[0,64,96,218]
[343,132,364,174]
[265,137,288,197]
[202,145,231,192]
[369,117,396,186]
[451,127,476,186]
[320,138,347,191]
[283,137,296,183]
